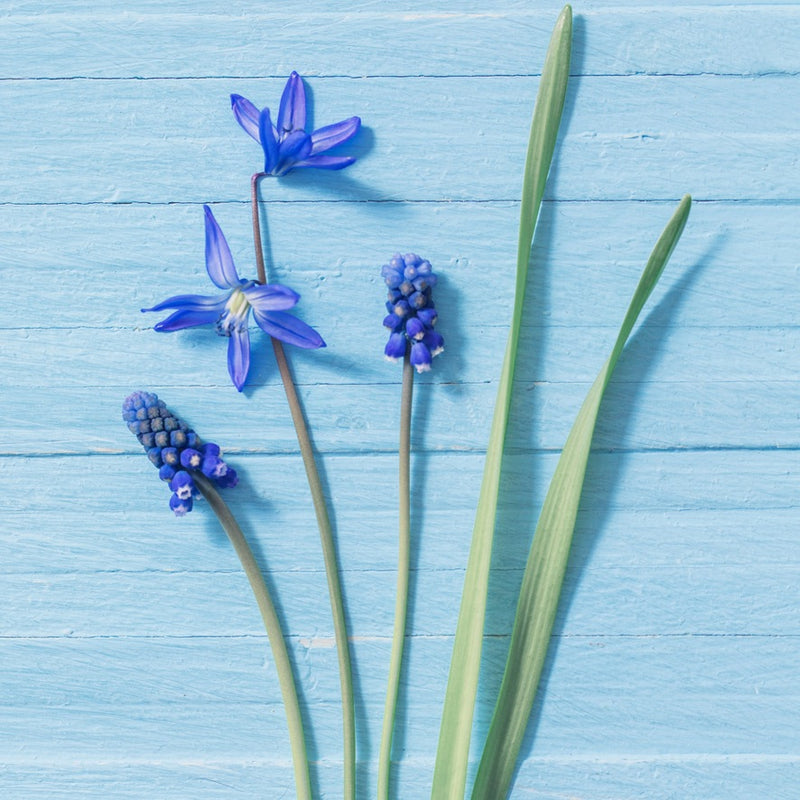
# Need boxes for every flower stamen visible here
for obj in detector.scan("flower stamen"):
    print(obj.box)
[215,285,251,337]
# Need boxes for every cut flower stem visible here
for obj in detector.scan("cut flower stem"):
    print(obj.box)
[250,173,356,800]
[193,472,312,800]
[377,351,414,800]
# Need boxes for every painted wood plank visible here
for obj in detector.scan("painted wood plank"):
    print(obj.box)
[4,561,798,639]
[1,0,796,794]
[4,379,799,456]
[2,323,796,394]
[5,447,798,524]
[1,636,797,798]
[4,502,797,574]
[3,450,798,637]
[1,76,797,203]
[2,7,798,78]
[2,200,796,330]
[1,636,796,746]
[3,759,799,800]
[6,0,796,14]
[2,633,796,713]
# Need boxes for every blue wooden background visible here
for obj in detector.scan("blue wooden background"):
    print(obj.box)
[1,1,798,798]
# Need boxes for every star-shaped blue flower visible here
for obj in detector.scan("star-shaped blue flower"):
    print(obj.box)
[142,205,325,391]
[231,71,361,176]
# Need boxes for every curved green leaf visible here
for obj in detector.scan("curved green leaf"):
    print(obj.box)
[471,194,692,800]
[431,7,573,798]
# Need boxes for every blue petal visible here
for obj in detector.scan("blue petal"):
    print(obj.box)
[227,327,251,392]
[201,454,227,479]
[244,283,300,311]
[170,470,195,500]
[277,71,307,134]
[417,307,438,327]
[153,308,221,331]
[410,340,433,372]
[230,94,261,143]
[291,155,357,171]
[309,116,361,155]
[216,467,239,488]
[424,329,444,357]
[406,317,425,340]
[383,313,403,332]
[278,130,312,162]
[259,108,279,174]
[142,293,226,313]
[159,464,176,482]
[253,309,325,349]
[170,492,193,516]
[203,205,240,289]
[384,332,407,361]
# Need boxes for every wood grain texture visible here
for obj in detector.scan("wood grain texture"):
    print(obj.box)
[1,75,798,202]
[1,6,799,77]
[2,0,798,798]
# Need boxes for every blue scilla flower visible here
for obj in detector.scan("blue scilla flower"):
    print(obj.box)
[142,205,325,392]
[123,391,238,516]
[231,71,361,176]
[382,253,444,373]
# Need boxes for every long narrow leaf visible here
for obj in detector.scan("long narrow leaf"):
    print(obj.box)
[431,7,573,798]
[471,194,692,800]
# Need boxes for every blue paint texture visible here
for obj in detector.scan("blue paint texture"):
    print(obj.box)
[1,1,798,798]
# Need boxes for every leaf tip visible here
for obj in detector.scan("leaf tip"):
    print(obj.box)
[558,4,573,32]
[675,193,693,225]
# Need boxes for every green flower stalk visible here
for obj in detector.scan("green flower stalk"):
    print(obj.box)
[123,391,312,800]
[378,253,443,800]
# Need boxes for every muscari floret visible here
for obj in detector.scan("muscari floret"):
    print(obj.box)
[382,253,444,373]
[123,390,238,516]
[231,71,361,176]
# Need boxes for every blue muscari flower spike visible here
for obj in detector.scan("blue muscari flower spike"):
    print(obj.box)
[231,71,361,176]
[381,253,444,373]
[142,205,325,392]
[123,390,238,516]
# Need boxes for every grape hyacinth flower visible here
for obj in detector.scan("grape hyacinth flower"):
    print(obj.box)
[231,71,361,176]
[123,390,237,515]
[142,205,324,391]
[377,253,443,798]
[382,253,444,373]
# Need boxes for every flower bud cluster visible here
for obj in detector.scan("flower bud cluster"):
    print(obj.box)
[381,253,444,372]
[123,391,238,516]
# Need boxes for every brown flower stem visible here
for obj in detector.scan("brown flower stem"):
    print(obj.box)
[251,174,356,800]
[251,172,268,283]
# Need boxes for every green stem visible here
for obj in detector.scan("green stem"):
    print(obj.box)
[377,351,414,800]
[193,472,312,800]
[251,174,356,800]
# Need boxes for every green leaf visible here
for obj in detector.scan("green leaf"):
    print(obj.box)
[430,7,573,798]
[471,194,693,800]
